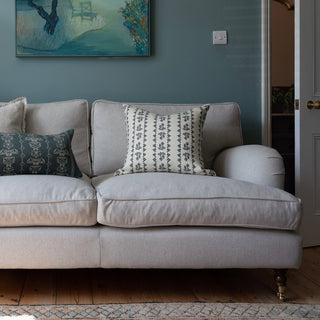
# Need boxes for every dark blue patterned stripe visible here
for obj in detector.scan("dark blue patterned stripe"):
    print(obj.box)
[189,109,195,174]
[143,109,148,172]
[66,131,74,176]
[178,112,182,174]
[18,133,25,173]
[198,107,203,169]
[130,107,139,174]
[44,135,51,174]
[153,113,158,171]
[123,106,131,175]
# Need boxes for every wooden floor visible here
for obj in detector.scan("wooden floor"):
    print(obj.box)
[0,247,319,306]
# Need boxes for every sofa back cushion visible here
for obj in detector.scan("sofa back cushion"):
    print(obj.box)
[0,98,27,133]
[25,100,92,176]
[91,100,243,176]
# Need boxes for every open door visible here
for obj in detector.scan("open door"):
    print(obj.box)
[295,0,320,246]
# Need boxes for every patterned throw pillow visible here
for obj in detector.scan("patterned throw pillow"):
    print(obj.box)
[115,105,215,176]
[0,130,82,177]
[0,97,26,133]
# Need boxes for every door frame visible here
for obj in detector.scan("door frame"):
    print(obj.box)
[261,0,272,147]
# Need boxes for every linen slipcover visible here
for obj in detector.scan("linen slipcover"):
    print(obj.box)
[0,226,302,269]
[0,227,100,269]
[0,174,97,226]
[99,226,302,269]
[92,173,301,231]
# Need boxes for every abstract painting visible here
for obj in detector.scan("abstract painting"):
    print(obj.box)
[16,0,150,56]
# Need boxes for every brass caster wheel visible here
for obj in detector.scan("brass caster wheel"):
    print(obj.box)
[277,285,286,302]
[274,269,287,302]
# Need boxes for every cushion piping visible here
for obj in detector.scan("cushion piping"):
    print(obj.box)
[96,221,299,231]
[0,199,97,205]
[97,195,299,204]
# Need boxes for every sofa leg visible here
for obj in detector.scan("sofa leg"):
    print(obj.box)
[274,269,287,302]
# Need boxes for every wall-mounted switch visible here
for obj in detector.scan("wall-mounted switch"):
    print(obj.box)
[213,30,227,45]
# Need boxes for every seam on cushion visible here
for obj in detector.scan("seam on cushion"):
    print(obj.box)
[42,99,88,105]
[28,99,90,108]
[97,100,239,108]
[0,97,26,108]
[0,199,97,205]
[99,197,299,203]
[97,221,298,231]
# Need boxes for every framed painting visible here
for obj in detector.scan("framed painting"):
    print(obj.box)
[16,0,150,56]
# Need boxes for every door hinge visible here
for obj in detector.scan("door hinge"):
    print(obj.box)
[295,99,300,110]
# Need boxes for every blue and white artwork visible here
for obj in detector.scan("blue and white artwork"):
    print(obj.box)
[16,0,150,56]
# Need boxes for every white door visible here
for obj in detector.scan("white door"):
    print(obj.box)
[295,0,320,246]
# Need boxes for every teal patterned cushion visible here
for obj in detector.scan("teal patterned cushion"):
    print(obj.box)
[115,105,215,176]
[0,130,82,177]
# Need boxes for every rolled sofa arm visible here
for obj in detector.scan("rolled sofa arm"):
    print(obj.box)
[212,145,285,189]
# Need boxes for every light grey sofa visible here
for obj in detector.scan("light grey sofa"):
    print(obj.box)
[0,99,302,301]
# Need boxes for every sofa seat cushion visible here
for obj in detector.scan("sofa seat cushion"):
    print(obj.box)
[92,173,301,231]
[0,175,97,226]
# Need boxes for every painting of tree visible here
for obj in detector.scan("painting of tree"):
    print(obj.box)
[27,0,59,35]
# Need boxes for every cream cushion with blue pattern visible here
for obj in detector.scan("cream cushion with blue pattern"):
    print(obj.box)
[115,105,215,176]
[0,98,26,133]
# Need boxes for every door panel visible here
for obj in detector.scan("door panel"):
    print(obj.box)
[295,0,320,246]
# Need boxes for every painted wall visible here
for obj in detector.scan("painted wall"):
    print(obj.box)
[271,0,294,87]
[0,0,262,143]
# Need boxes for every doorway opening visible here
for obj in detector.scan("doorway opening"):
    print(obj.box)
[270,0,295,194]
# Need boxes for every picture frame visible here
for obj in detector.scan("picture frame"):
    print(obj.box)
[16,0,150,57]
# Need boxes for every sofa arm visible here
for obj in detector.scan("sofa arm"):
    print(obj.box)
[213,145,285,189]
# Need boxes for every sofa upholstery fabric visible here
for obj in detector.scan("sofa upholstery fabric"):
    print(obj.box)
[99,226,302,269]
[0,226,301,269]
[26,100,91,176]
[213,145,285,189]
[0,174,96,226]
[91,100,243,176]
[0,227,100,268]
[93,173,301,231]
[0,98,26,133]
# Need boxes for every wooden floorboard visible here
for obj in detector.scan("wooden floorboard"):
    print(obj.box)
[56,269,93,305]
[0,247,319,305]
[19,270,56,305]
[0,270,26,305]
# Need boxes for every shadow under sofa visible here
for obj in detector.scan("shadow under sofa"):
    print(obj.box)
[0,99,302,302]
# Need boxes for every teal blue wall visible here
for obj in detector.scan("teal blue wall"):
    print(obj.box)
[0,0,261,143]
